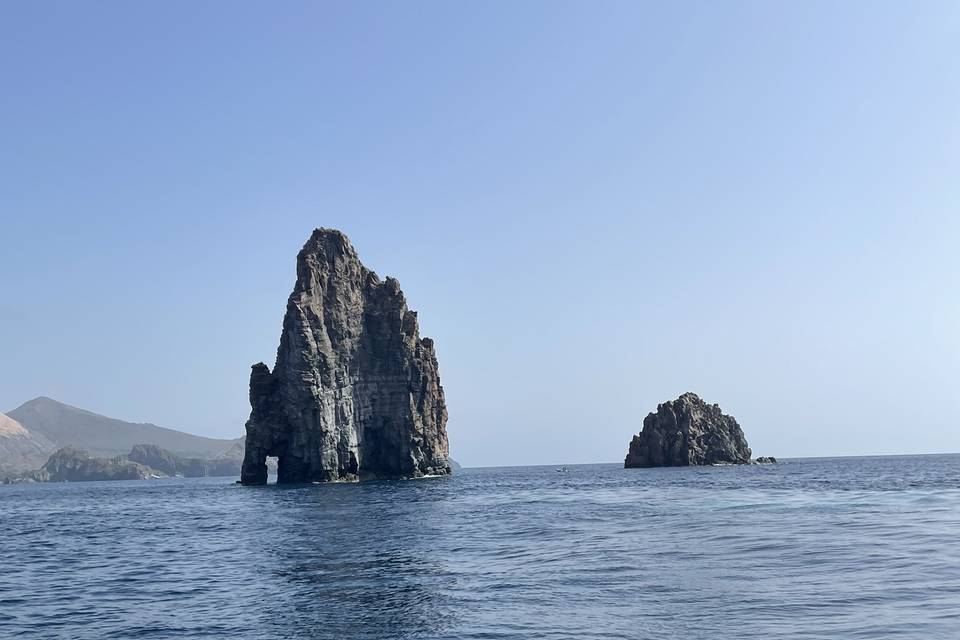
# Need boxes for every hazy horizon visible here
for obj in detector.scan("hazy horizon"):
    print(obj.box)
[2,2,959,467]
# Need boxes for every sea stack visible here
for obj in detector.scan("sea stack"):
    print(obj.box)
[624,393,751,468]
[240,228,451,485]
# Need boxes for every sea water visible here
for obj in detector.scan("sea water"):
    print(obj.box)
[1,455,958,639]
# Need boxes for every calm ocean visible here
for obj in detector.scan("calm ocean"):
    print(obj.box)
[1,455,958,639]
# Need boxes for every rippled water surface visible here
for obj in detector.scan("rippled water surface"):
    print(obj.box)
[2,455,959,639]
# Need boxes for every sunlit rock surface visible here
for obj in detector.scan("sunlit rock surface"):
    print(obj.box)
[624,393,752,468]
[241,229,450,485]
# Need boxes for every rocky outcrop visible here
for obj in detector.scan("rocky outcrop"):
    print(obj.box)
[754,456,778,464]
[127,444,241,478]
[127,444,183,475]
[624,393,752,468]
[31,448,152,482]
[241,228,450,485]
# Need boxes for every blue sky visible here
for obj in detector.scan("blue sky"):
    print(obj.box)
[1,1,958,466]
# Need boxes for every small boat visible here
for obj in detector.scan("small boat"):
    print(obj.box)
[555,466,568,473]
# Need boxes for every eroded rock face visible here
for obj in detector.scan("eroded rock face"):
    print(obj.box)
[241,228,450,484]
[624,393,752,468]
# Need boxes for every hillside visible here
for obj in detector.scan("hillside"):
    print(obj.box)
[7,397,235,460]
[0,412,57,474]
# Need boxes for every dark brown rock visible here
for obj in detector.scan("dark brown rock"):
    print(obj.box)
[241,229,450,485]
[624,393,752,468]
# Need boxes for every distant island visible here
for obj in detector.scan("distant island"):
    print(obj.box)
[0,397,242,483]
[4,396,236,461]
[13,443,245,483]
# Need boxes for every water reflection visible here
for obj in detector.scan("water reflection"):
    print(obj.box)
[238,478,462,639]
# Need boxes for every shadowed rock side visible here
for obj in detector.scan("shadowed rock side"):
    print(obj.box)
[241,228,450,485]
[624,393,752,468]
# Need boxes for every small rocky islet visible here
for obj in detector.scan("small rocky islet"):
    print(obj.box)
[624,392,775,468]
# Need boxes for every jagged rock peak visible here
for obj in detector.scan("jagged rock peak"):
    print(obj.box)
[241,228,450,484]
[624,392,752,468]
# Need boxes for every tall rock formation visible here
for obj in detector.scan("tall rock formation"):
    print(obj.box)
[624,393,752,468]
[241,228,450,485]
